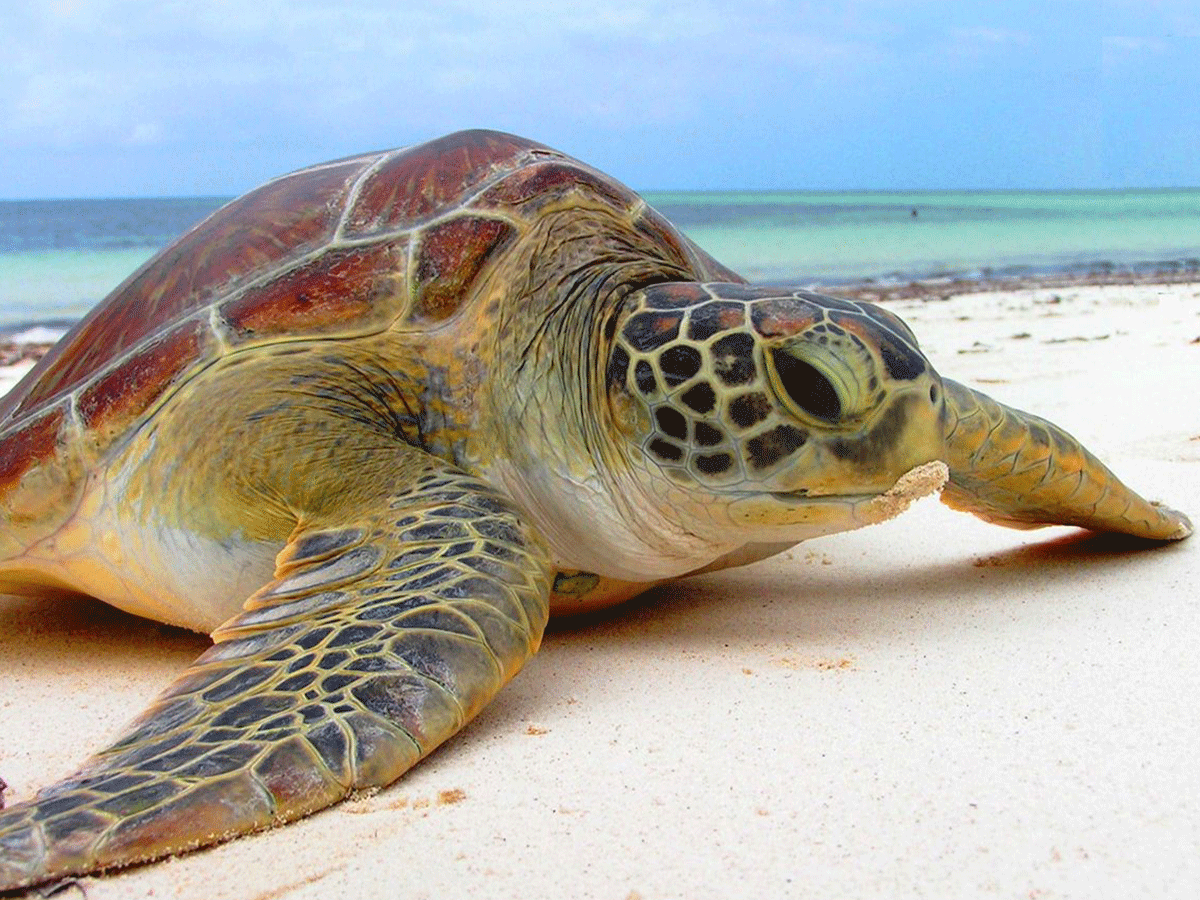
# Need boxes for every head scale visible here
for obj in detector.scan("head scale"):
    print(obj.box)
[603,282,947,546]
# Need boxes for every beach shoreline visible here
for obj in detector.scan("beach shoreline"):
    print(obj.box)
[821,264,1200,303]
[1,267,1196,365]
[1,274,1198,899]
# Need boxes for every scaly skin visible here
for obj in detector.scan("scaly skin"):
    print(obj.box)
[0,131,1190,891]
[0,447,550,890]
[940,379,1192,540]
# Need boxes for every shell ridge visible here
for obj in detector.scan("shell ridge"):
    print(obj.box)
[208,305,235,355]
[336,141,597,254]
[334,150,403,243]
[285,150,386,180]
[69,309,222,416]
[75,331,227,460]
[212,245,344,313]
[393,147,544,233]
[0,307,216,444]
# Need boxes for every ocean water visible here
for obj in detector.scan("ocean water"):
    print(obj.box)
[1,190,1198,334]
[0,197,226,334]
[650,189,1200,284]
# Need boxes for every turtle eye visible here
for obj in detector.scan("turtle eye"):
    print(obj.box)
[770,349,842,422]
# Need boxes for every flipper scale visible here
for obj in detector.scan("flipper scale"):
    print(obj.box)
[0,455,551,891]
[940,379,1192,540]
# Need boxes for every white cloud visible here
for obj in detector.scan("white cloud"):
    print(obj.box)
[0,0,886,152]
[2,0,1198,193]
[125,122,164,146]
[1101,34,1170,68]
[948,26,1032,48]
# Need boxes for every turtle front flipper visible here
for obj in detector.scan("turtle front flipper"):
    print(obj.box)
[0,456,551,892]
[940,378,1192,541]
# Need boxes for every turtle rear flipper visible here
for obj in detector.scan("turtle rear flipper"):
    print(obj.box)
[0,452,551,891]
[940,379,1192,541]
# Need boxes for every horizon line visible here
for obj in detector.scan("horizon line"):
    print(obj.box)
[4,184,1200,203]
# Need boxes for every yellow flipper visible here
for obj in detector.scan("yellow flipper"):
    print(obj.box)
[0,453,551,891]
[940,379,1191,541]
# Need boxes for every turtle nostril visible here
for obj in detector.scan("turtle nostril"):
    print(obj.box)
[771,349,841,422]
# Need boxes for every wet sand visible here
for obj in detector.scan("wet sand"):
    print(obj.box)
[1,278,1197,899]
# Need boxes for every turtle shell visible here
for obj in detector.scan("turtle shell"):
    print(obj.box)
[0,129,738,496]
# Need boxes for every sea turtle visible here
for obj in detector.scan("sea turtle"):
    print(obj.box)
[0,129,1190,891]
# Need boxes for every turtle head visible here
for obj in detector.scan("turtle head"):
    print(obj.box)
[603,282,948,549]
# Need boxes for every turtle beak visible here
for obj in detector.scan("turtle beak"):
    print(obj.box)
[938,378,1191,541]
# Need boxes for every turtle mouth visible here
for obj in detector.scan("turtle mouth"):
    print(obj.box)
[721,462,947,535]
[767,489,878,505]
[765,460,950,511]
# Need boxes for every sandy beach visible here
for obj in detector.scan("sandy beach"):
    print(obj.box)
[1,278,1197,899]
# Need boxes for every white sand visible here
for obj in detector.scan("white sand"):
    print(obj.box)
[0,360,36,397]
[1,281,1197,899]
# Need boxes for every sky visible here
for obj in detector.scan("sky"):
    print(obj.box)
[2,0,1199,198]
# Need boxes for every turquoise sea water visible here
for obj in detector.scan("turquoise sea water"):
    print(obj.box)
[1,189,1198,332]
[651,189,1200,283]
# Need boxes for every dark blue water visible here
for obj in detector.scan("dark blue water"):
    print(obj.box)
[0,198,226,253]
